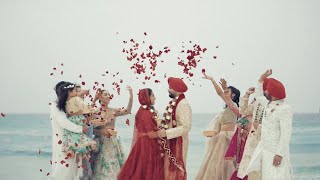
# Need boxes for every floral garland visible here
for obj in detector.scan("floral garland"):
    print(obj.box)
[161,96,179,129]
[142,104,185,172]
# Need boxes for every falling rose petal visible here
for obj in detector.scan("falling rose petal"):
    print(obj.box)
[55,134,58,137]
[58,140,62,144]
[50,73,54,76]
[120,79,123,83]
[47,173,50,176]
[202,69,206,73]
[106,71,109,74]
[61,71,64,75]
[40,169,42,172]
[203,48,207,53]
[216,46,219,48]
[1,113,5,117]
[149,45,153,50]
[50,160,52,165]
[79,74,82,78]
[155,80,160,83]
[53,67,57,70]
[60,160,65,164]
[144,32,147,36]
[101,84,104,87]
[66,164,69,168]
[232,63,235,66]
[82,82,85,86]
[38,149,41,154]
[61,63,64,66]
[126,119,130,126]
[48,103,52,106]
[213,56,217,59]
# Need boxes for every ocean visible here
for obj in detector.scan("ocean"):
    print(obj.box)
[0,113,319,180]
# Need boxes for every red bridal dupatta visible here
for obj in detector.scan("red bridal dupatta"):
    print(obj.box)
[118,89,164,180]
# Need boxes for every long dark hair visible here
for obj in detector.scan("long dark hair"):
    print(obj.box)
[228,86,240,107]
[57,82,75,113]
[54,81,67,96]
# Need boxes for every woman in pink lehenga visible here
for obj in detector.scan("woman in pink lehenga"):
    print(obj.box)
[195,72,241,180]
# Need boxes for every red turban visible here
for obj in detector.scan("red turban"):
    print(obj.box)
[138,89,151,106]
[263,78,270,91]
[267,78,286,99]
[168,77,188,93]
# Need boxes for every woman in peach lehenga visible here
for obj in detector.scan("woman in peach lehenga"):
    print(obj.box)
[195,72,241,180]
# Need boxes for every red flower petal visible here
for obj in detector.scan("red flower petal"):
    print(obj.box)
[58,140,62,144]
[61,63,64,66]
[144,32,147,36]
[40,169,42,172]
[82,82,85,85]
[1,113,5,117]
[60,160,65,164]
[48,103,52,106]
[126,119,130,126]
[50,160,52,165]
[213,56,217,59]
[101,84,104,87]
[79,74,82,78]
[149,45,153,50]
[50,73,53,76]
[47,173,50,176]
[202,69,206,73]
[61,71,64,75]
[216,46,219,48]
[66,164,69,168]
[75,143,78,147]
[53,67,57,70]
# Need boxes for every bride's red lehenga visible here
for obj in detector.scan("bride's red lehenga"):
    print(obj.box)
[118,89,164,180]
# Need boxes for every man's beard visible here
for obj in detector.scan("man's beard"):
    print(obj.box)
[264,93,271,101]
[169,92,176,98]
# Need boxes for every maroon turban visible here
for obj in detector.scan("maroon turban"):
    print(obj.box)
[267,78,286,99]
[168,77,188,93]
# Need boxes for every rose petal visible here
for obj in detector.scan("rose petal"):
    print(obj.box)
[126,119,130,126]
[53,67,57,70]
[82,82,85,85]
[58,140,62,144]
[60,71,64,75]
[144,32,147,36]
[40,169,42,172]
[47,173,50,176]
[202,69,206,73]
[1,113,5,117]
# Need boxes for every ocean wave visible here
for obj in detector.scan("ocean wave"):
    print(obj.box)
[0,149,52,157]
[292,127,320,134]
[0,130,50,137]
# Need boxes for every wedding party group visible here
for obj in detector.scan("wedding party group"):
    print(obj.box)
[50,69,293,180]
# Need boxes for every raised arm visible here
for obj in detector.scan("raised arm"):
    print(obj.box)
[114,86,133,116]
[202,72,226,102]
[239,87,255,116]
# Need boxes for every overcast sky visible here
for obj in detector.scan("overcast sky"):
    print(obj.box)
[0,0,319,114]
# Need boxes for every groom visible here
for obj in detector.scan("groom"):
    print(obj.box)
[157,77,192,180]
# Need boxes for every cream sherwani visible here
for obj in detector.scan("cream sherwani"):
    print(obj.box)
[247,84,293,180]
[165,98,192,166]
[50,101,82,180]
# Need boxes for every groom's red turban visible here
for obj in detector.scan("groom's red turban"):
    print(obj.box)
[263,78,270,91]
[168,77,188,93]
[267,78,286,99]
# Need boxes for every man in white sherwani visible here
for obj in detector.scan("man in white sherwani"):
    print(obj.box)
[247,70,293,180]
[158,77,192,180]
[50,81,89,180]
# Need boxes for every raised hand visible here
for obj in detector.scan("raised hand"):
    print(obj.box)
[259,69,272,82]
[246,87,255,95]
[126,86,133,96]
[219,78,228,90]
[202,72,214,81]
